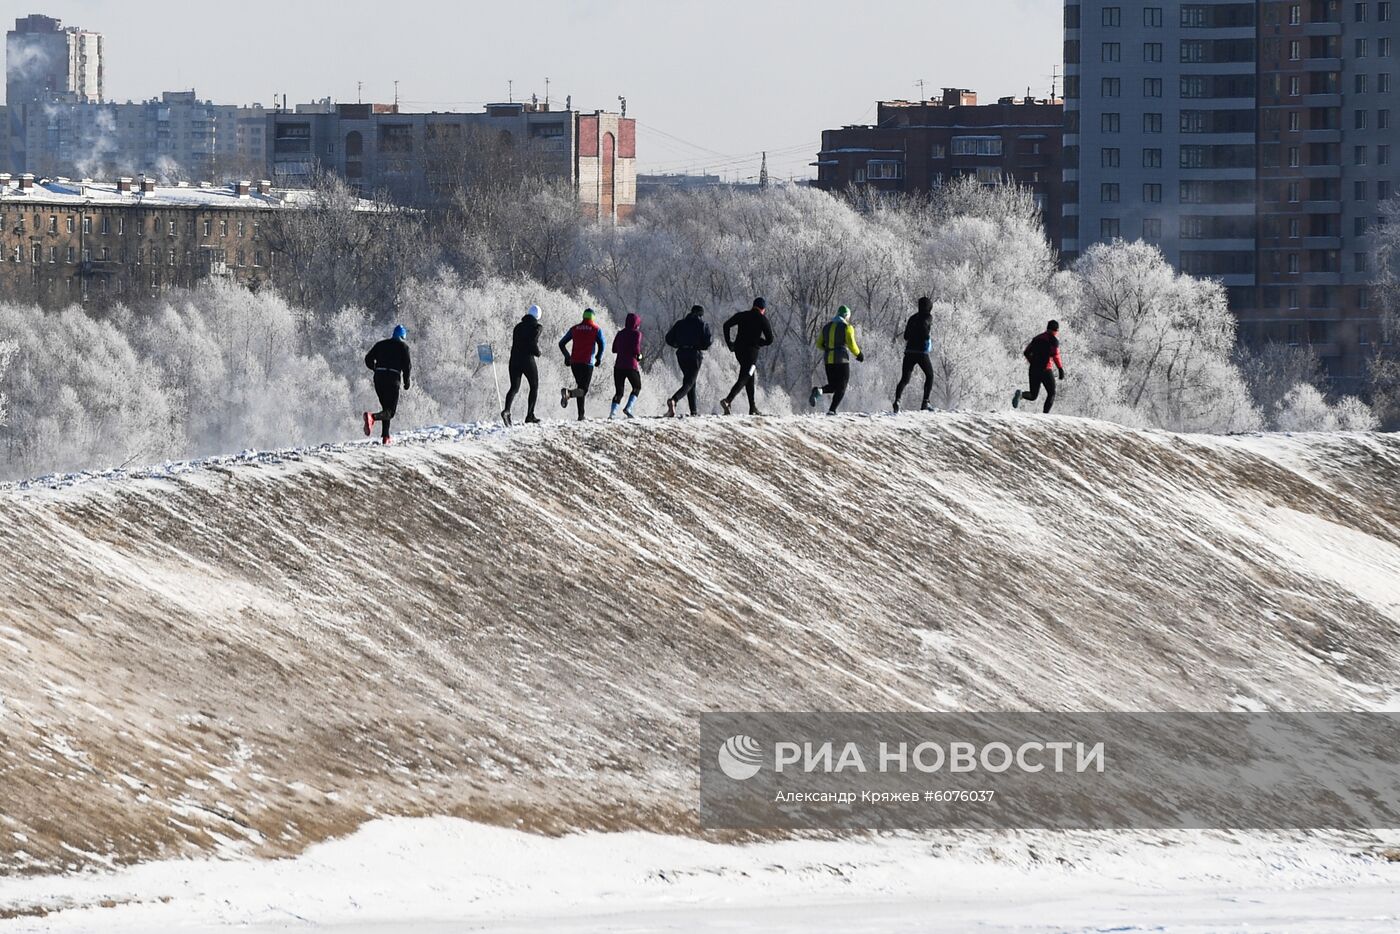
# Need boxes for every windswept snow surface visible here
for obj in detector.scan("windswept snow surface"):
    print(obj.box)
[1,412,1398,929]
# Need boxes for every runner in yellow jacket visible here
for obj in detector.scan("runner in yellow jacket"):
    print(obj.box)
[809,306,865,414]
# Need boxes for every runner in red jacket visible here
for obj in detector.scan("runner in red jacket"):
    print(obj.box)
[559,309,607,421]
[1013,320,1065,414]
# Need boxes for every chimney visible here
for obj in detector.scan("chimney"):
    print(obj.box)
[19,174,35,191]
[141,177,156,194]
[117,176,134,193]
[235,180,251,197]
[0,173,11,189]
[256,179,272,195]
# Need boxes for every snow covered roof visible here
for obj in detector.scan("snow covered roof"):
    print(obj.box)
[0,176,371,211]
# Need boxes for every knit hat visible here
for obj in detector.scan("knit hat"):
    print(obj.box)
[836,305,851,319]
[918,296,932,313]
[392,324,408,340]
[582,309,596,321]
[753,297,767,310]
[1047,319,1060,332]
[691,304,705,316]
[527,305,541,319]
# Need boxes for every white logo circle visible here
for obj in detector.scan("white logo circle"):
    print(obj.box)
[717,734,763,780]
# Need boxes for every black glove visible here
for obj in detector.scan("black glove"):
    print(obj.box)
[856,352,866,363]
[562,353,571,367]
[1057,370,1066,381]
[403,379,411,390]
[726,342,735,353]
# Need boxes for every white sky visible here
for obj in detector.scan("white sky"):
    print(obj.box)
[10,0,1062,180]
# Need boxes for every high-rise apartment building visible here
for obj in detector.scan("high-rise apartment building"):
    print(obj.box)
[1064,0,1397,392]
[6,14,104,171]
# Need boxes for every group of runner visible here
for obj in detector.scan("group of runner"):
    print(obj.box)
[360,299,1065,443]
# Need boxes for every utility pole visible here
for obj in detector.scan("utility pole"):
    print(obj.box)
[916,78,926,101]
[759,151,769,189]
[545,76,551,109]
[357,81,363,104]
[393,80,400,111]
[508,79,513,103]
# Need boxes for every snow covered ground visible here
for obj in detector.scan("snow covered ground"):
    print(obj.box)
[3,817,1398,933]
[1,412,1398,930]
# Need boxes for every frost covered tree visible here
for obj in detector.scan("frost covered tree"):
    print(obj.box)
[1070,240,1260,432]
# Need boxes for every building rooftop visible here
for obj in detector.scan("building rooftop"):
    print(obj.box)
[0,175,366,210]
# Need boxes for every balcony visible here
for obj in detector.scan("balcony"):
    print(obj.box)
[1305,57,1342,71]
[1301,164,1342,178]
[1303,236,1343,249]
[1303,129,1342,143]
[1302,22,1343,36]
[1302,200,1343,213]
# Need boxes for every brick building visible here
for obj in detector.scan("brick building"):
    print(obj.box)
[269,102,637,222]
[814,89,1065,245]
[0,174,328,304]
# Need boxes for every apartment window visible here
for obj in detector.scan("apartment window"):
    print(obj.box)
[81,216,91,235]
[1357,1,1369,19]
[116,217,123,235]
[1143,148,1163,167]
[1356,145,1369,164]
[1102,112,1121,132]
[1144,6,1163,26]
[1182,4,1207,26]
[238,220,246,237]
[1290,4,1302,24]
[1358,38,1370,57]
[1289,111,1302,132]
[1357,216,1370,236]
[1102,42,1121,62]
[1380,109,1391,129]
[1289,40,1302,61]
[1290,218,1302,238]
[1289,146,1301,166]
[1356,252,1369,272]
[254,251,265,267]
[1101,182,1121,202]
[1288,253,1301,275]
[237,250,246,267]
[1143,112,1163,133]
[1381,180,1392,199]
[930,143,947,159]
[1289,181,1302,202]
[1144,77,1163,97]
[100,216,110,235]
[1102,6,1121,26]
[168,220,177,236]
[1100,218,1121,239]
[1381,38,1392,56]
[1290,75,1302,96]
[1356,180,1368,200]
[1357,109,1370,130]
[203,219,212,237]
[951,137,1002,156]
[1144,183,1163,202]
[168,249,176,267]
[1182,40,1208,63]
[48,215,57,234]
[1380,73,1392,92]
[220,219,229,237]
[1382,1,1393,18]
[66,246,75,264]
[65,216,74,233]
[866,160,903,179]
[31,244,40,264]
[1144,42,1163,62]
[48,246,57,264]
[1357,73,1370,93]
[1143,218,1163,240]
[1066,4,1081,28]
[1181,111,1204,133]
[1101,147,1120,167]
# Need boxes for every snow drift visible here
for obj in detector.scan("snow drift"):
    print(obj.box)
[1,413,1398,876]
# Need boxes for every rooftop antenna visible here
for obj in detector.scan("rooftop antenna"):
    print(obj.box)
[545,76,550,109]
[1048,64,1060,100]
[759,151,769,189]
[393,80,400,110]
[357,81,363,104]
[508,79,513,103]
[617,95,627,117]
[916,78,926,101]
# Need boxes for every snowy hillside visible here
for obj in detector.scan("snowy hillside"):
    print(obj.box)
[0,412,1398,884]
